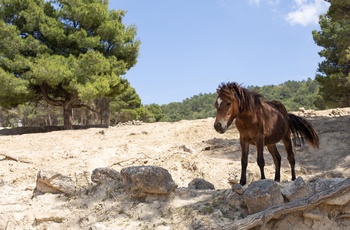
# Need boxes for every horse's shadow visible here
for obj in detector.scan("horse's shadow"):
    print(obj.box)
[203,137,295,166]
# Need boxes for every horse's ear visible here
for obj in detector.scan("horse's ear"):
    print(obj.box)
[230,83,239,95]
[230,83,243,106]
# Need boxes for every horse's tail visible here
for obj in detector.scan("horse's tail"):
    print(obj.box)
[288,113,319,149]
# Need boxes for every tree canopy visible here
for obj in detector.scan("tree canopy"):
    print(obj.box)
[0,0,140,129]
[312,0,350,108]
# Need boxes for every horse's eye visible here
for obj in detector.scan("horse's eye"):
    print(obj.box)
[227,102,231,106]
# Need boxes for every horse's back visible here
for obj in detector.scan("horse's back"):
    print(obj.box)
[266,100,289,119]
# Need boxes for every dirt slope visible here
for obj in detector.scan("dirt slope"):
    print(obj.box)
[0,109,349,229]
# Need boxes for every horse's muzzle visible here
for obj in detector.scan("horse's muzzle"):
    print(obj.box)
[214,122,226,134]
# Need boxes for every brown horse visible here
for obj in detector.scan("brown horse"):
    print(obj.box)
[214,82,319,186]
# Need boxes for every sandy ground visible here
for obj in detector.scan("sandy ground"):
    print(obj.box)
[0,108,350,229]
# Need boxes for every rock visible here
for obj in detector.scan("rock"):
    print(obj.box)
[312,178,345,194]
[232,183,244,195]
[120,166,176,198]
[33,170,76,196]
[91,167,121,185]
[212,209,223,218]
[90,168,125,199]
[225,189,245,208]
[281,177,309,201]
[188,178,215,190]
[243,179,284,214]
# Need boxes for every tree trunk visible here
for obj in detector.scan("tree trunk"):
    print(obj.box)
[63,102,73,130]
[95,98,110,126]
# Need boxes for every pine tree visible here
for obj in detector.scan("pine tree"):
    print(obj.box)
[312,0,350,107]
[0,0,140,129]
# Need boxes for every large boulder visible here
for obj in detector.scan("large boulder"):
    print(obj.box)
[243,179,284,214]
[120,166,176,198]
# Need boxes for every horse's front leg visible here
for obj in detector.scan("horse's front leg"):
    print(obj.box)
[256,137,266,180]
[239,138,250,186]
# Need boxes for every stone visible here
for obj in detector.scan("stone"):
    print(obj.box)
[212,209,223,218]
[33,170,76,196]
[91,167,121,185]
[89,168,125,199]
[232,183,244,195]
[225,189,245,208]
[281,177,309,201]
[188,178,215,190]
[312,178,345,194]
[243,179,284,214]
[120,166,176,198]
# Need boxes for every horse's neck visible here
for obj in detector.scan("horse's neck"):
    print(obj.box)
[236,110,260,125]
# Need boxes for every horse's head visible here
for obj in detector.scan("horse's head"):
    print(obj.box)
[214,83,240,134]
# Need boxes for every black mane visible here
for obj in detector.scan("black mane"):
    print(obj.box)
[217,82,263,112]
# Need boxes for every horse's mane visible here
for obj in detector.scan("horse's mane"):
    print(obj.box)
[216,82,263,112]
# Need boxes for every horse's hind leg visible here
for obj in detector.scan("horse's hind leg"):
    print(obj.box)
[267,144,282,182]
[282,135,296,181]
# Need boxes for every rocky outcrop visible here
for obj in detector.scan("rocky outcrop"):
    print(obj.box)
[231,177,350,230]
[31,166,350,230]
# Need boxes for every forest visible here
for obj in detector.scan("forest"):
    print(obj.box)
[0,0,349,127]
[0,78,323,126]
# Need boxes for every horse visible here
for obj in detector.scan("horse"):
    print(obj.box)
[213,82,319,186]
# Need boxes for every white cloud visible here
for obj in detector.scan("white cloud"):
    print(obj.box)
[285,0,330,26]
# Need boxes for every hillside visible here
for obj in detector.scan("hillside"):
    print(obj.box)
[0,108,350,229]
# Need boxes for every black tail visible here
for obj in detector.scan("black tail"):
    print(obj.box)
[288,114,319,149]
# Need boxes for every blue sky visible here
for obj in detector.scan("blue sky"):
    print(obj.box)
[111,0,330,105]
